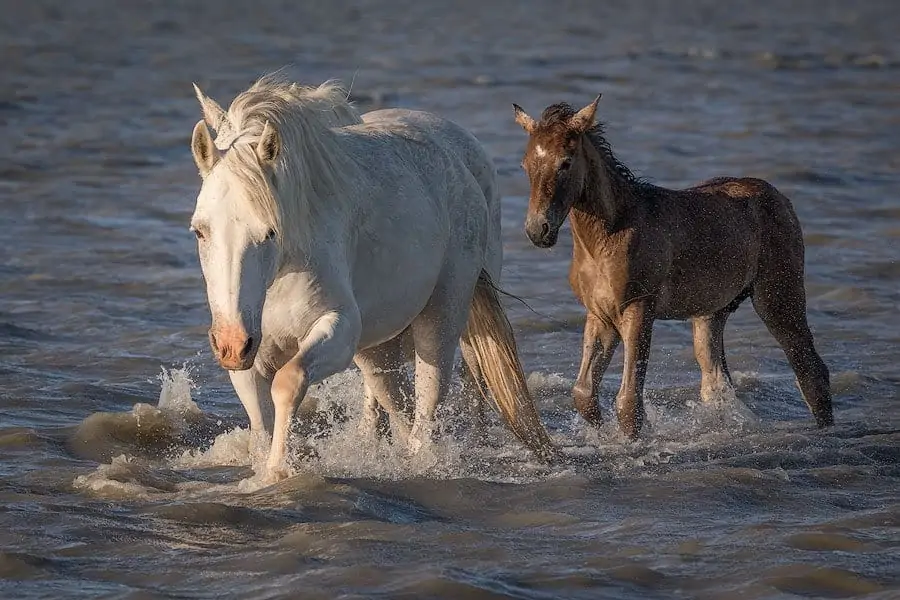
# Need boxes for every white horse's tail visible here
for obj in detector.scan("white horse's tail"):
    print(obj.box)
[461,271,558,461]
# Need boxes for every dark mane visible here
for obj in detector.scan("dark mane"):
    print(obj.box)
[584,123,651,190]
[539,102,650,190]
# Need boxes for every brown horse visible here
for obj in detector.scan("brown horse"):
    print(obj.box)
[512,95,833,438]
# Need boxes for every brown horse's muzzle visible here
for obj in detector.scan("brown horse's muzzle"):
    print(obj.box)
[208,323,256,370]
[525,213,560,248]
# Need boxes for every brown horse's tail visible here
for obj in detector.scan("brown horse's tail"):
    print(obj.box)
[461,270,558,461]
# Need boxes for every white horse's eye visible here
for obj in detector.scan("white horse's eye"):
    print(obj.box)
[266,229,276,241]
[190,226,206,241]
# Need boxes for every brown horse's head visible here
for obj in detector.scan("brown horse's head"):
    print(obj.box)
[512,95,601,247]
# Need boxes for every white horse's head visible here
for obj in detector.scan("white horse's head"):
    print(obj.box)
[189,77,361,370]
[190,116,281,370]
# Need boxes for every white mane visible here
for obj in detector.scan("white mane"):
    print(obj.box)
[212,75,364,258]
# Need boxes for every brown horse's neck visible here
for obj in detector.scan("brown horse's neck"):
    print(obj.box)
[571,131,643,239]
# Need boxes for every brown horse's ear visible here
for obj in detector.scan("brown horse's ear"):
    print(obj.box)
[191,119,220,178]
[570,94,602,133]
[512,103,536,133]
[193,83,226,131]
[256,121,281,165]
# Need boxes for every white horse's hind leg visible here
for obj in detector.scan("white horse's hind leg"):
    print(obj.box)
[354,337,414,441]
[228,368,274,460]
[407,278,477,454]
[358,382,382,437]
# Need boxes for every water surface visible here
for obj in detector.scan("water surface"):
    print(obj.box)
[1,1,898,598]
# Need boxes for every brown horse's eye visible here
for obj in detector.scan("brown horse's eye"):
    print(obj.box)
[559,157,572,171]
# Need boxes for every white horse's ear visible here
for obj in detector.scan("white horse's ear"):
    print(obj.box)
[570,94,602,133]
[512,103,536,133]
[256,121,281,165]
[193,83,226,131]
[191,119,220,178]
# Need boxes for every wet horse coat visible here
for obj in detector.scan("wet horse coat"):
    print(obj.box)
[512,96,832,437]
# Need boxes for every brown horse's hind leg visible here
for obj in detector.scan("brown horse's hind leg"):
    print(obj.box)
[692,310,735,403]
[572,313,620,427]
[615,301,654,438]
[750,282,833,427]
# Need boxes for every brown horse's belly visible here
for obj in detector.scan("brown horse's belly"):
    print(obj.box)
[655,264,753,320]
[654,203,760,320]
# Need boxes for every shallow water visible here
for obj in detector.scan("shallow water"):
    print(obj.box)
[1,1,898,598]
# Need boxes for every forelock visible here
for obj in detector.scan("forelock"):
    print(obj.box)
[538,103,576,128]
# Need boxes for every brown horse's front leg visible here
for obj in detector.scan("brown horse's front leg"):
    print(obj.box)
[572,312,620,427]
[615,301,654,438]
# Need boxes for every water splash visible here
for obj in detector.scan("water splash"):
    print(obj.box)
[70,364,783,500]
[156,366,202,417]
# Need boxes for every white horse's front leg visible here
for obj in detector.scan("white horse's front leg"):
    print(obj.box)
[228,368,274,461]
[267,310,360,481]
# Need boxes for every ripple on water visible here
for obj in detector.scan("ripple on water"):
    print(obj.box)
[765,565,886,598]
[0,551,53,581]
[784,532,875,553]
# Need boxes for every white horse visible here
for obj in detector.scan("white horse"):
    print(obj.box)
[188,75,556,481]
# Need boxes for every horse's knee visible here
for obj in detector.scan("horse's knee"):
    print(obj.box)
[272,362,305,412]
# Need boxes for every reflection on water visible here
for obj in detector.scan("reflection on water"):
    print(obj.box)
[1,1,898,598]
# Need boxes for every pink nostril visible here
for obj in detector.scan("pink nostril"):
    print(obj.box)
[239,337,254,360]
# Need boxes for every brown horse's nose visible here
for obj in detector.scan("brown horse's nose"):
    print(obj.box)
[209,325,254,370]
[525,215,557,248]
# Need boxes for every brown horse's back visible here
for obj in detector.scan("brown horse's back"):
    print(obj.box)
[689,176,806,281]
[649,176,802,320]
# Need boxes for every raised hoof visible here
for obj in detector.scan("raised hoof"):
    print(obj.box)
[573,386,604,429]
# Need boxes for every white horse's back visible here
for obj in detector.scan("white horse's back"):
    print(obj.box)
[361,109,502,278]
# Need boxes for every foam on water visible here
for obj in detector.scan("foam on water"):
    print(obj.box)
[172,427,258,468]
